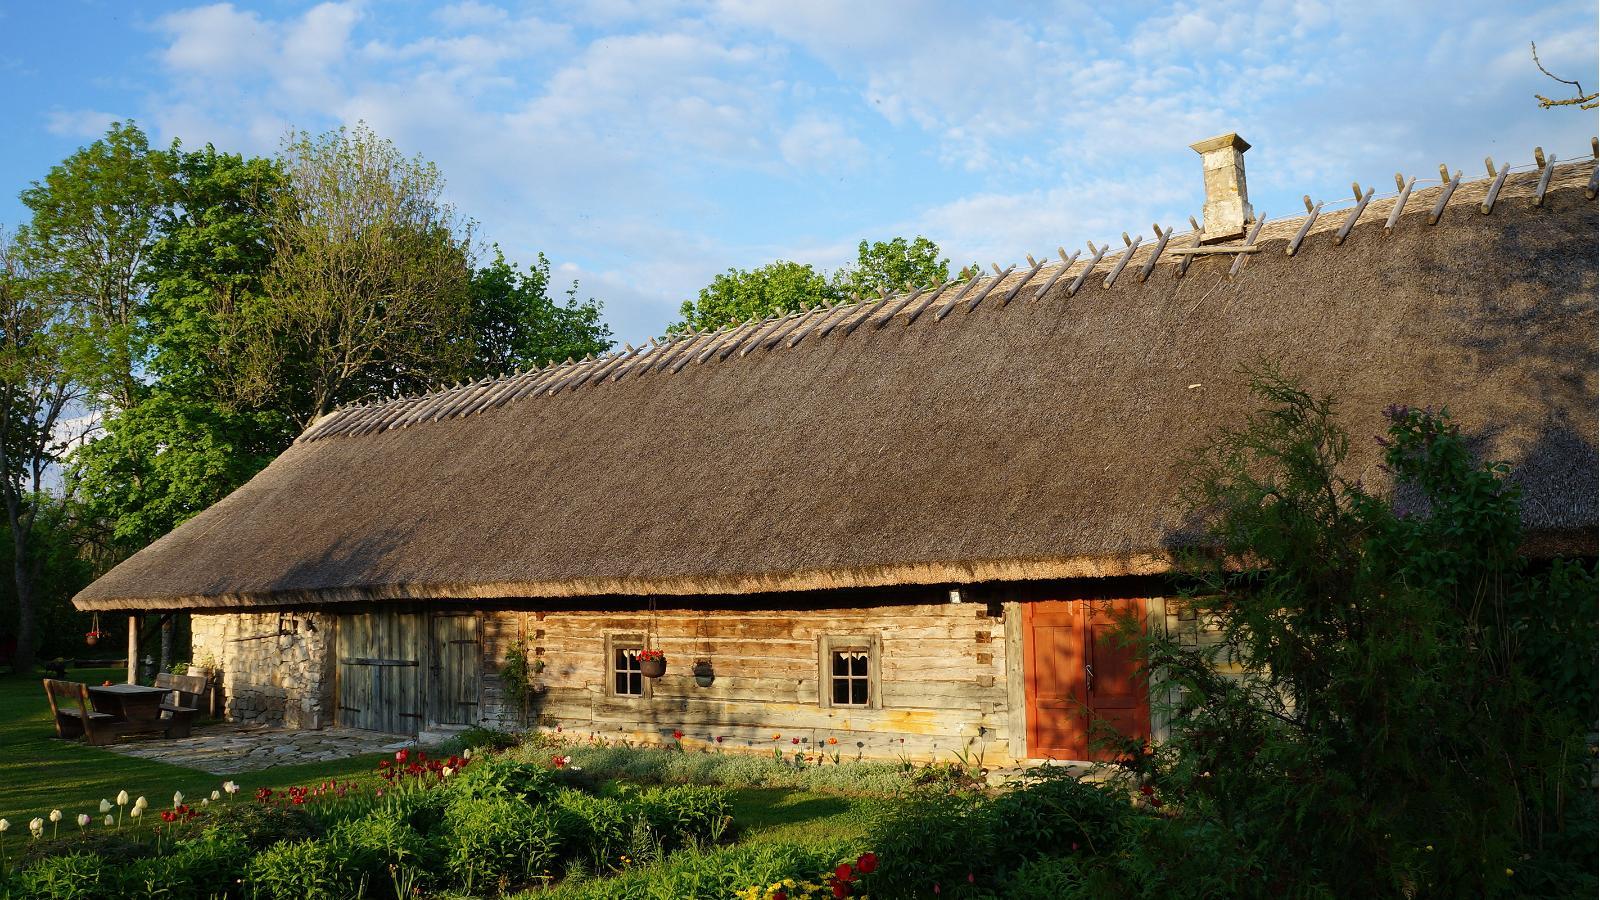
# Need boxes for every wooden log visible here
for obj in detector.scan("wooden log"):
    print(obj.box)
[1102,235,1143,288]
[786,303,847,348]
[932,274,986,322]
[1177,216,1202,277]
[1066,243,1109,297]
[906,275,972,325]
[1479,158,1511,214]
[1533,153,1557,208]
[716,322,765,362]
[1384,175,1416,231]
[1230,216,1268,277]
[962,264,1016,314]
[871,285,930,328]
[997,259,1045,306]
[1030,247,1079,301]
[763,307,824,348]
[1428,166,1461,225]
[1137,226,1172,283]
[1333,184,1373,246]
[1286,197,1322,257]
[839,296,891,337]
[813,301,864,340]
[696,324,750,364]
[659,330,718,372]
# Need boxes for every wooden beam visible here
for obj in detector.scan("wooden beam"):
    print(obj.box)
[1032,248,1080,300]
[127,614,139,684]
[1230,216,1268,277]
[1479,159,1511,214]
[998,259,1045,306]
[963,264,1016,314]
[1167,245,1260,256]
[1066,242,1109,297]
[1533,152,1557,208]
[1286,202,1322,257]
[905,277,967,326]
[932,273,986,322]
[1385,175,1417,231]
[1102,235,1143,289]
[1334,186,1374,246]
[1428,166,1461,225]
[872,285,930,328]
[1177,216,1202,277]
[1137,226,1173,283]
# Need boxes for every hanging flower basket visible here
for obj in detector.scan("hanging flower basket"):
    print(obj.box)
[638,648,667,678]
[84,630,104,647]
[691,659,715,688]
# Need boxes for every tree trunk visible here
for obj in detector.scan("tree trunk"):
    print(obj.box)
[160,615,173,673]
[12,528,35,674]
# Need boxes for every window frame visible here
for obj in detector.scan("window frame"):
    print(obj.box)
[817,634,881,709]
[605,632,651,699]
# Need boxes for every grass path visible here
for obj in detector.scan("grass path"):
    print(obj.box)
[0,667,386,824]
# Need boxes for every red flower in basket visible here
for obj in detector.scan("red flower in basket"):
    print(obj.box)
[637,649,665,662]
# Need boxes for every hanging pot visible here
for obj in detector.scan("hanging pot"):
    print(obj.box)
[85,633,99,647]
[639,653,667,679]
[691,660,714,688]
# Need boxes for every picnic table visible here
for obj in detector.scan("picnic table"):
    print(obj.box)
[87,683,169,729]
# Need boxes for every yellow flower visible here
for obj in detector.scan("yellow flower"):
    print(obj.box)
[1425,845,1433,852]
[1505,868,1515,877]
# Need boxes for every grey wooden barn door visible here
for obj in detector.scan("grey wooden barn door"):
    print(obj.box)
[428,614,481,727]
[336,610,423,734]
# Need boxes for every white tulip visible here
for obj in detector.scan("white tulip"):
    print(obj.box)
[116,791,129,806]
[99,799,111,813]
[134,797,147,810]
[0,818,9,832]
[222,781,239,795]
[210,791,220,801]
[103,814,113,826]
[129,807,142,819]
[172,791,184,808]
[441,767,453,777]
[201,798,209,808]
[463,748,474,759]
[28,818,43,837]
[48,810,61,823]
[76,814,89,828]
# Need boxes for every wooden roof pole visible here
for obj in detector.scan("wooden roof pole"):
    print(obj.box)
[127,614,139,684]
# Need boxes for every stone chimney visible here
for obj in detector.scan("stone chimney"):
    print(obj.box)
[1190,132,1254,242]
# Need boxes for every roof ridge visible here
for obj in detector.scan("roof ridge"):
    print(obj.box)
[295,145,1597,445]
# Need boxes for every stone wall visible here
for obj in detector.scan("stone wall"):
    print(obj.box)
[191,612,336,729]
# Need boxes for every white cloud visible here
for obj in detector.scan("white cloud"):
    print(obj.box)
[156,3,277,75]
[44,108,122,138]
[779,114,865,172]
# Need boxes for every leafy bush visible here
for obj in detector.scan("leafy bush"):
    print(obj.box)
[328,811,434,896]
[545,840,860,900]
[9,852,113,900]
[553,790,632,873]
[981,771,1131,873]
[450,757,562,806]
[441,725,520,754]
[245,838,352,900]
[858,792,993,898]
[634,785,733,852]
[119,833,249,900]
[443,796,561,892]
[530,743,962,796]
[195,800,321,848]
[10,829,148,869]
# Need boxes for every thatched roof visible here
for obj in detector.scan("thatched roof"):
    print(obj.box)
[75,160,1598,611]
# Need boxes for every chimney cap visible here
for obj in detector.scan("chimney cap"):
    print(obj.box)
[1190,132,1251,155]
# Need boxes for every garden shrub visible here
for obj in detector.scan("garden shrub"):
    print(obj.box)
[8,852,113,900]
[10,830,147,870]
[118,833,249,900]
[634,785,733,852]
[377,783,454,836]
[442,796,561,892]
[981,771,1132,873]
[450,757,562,806]
[442,726,520,754]
[552,790,632,873]
[245,838,354,900]
[544,840,860,900]
[196,800,321,849]
[328,811,434,895]
[857,791,994,898]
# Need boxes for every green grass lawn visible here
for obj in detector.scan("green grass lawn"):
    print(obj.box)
[1,668,878,852]
[0,666,387,824]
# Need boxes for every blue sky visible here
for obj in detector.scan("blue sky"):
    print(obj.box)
[2,1,1595,343]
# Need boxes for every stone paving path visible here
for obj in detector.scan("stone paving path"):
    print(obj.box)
[106,723,414,774]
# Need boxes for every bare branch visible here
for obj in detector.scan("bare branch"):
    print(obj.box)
[1531,41,1599,110]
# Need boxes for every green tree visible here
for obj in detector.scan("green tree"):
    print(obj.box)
[466,248,613,378]
[259,124,476,425]
[1115,372,1598,898]
[18,122,170,412]
[671,259,841,334]
[833,235,951,298]
[0,229,94,673]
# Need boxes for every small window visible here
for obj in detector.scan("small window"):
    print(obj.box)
[831,648,871,706]
[818,635,879,709]
[606,634,649,698]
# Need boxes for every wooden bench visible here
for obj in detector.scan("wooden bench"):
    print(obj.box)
[154,672,206,739]
[43,679,118,746]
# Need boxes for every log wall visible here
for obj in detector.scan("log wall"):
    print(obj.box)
[476,600,1016,766]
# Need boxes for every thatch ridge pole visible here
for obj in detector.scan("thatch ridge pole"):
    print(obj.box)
[908,274,973,324]
[871,285,929,327]
[765,306,827,347]
[716,321,762,361]
[1587,136,1598,199]
[813,301,863,340]
[787,303,847,347]
[696,323,748,364]
[839,294,891,336]
[458,375,522,418]
[1334,185,1373,246]
[1066,244,1109,297]
[1479,158,1511,214]
[652,331,706,374]
[1428,166,1462,225]
[1032,248,1080,300]
[510,363,571,402]
[1286,200,1322,257]
[1137,227,1172,283]
[1230,216,1268,277]
[569,345,639,390]
[1385,175,1417,231]
[1177,217,1202,277]
[355,400,413,435]
[435,378,496,420]
[963,264,1016,313]
[930,273,983,321]
[998,259,1046,306]
[1102,235,1143,289]
[1532,149,1557,207]
[737,315,793,357]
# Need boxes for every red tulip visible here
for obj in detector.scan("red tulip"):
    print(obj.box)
[835,863,854,881]
[856,852,878,874]
[672,730,684,739]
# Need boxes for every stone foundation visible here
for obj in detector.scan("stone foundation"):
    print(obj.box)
[191,612,336,729]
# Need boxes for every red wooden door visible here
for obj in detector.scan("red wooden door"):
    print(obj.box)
[1023,598,1149,760]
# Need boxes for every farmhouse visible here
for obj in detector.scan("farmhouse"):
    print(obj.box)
[72,136,1598,766]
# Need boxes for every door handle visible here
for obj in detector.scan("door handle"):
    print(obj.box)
[1085,662,1094,694]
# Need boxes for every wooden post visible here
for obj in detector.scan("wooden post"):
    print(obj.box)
[127,614,140,684]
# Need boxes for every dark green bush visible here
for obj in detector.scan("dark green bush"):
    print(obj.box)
[10,851,114,900]
[245,838,353,900]
[634,785,733,852]
[857,792,994,899]
[10,830,147,870]
[328,811,434,896]
[449,757,562,806]
[442,796,561,892]
[195,800,321,849]
[982,771,1131,873]
[449,726,519,753]
[547,840,859,900]
[119,833,249,900]
[553,790,632,872]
